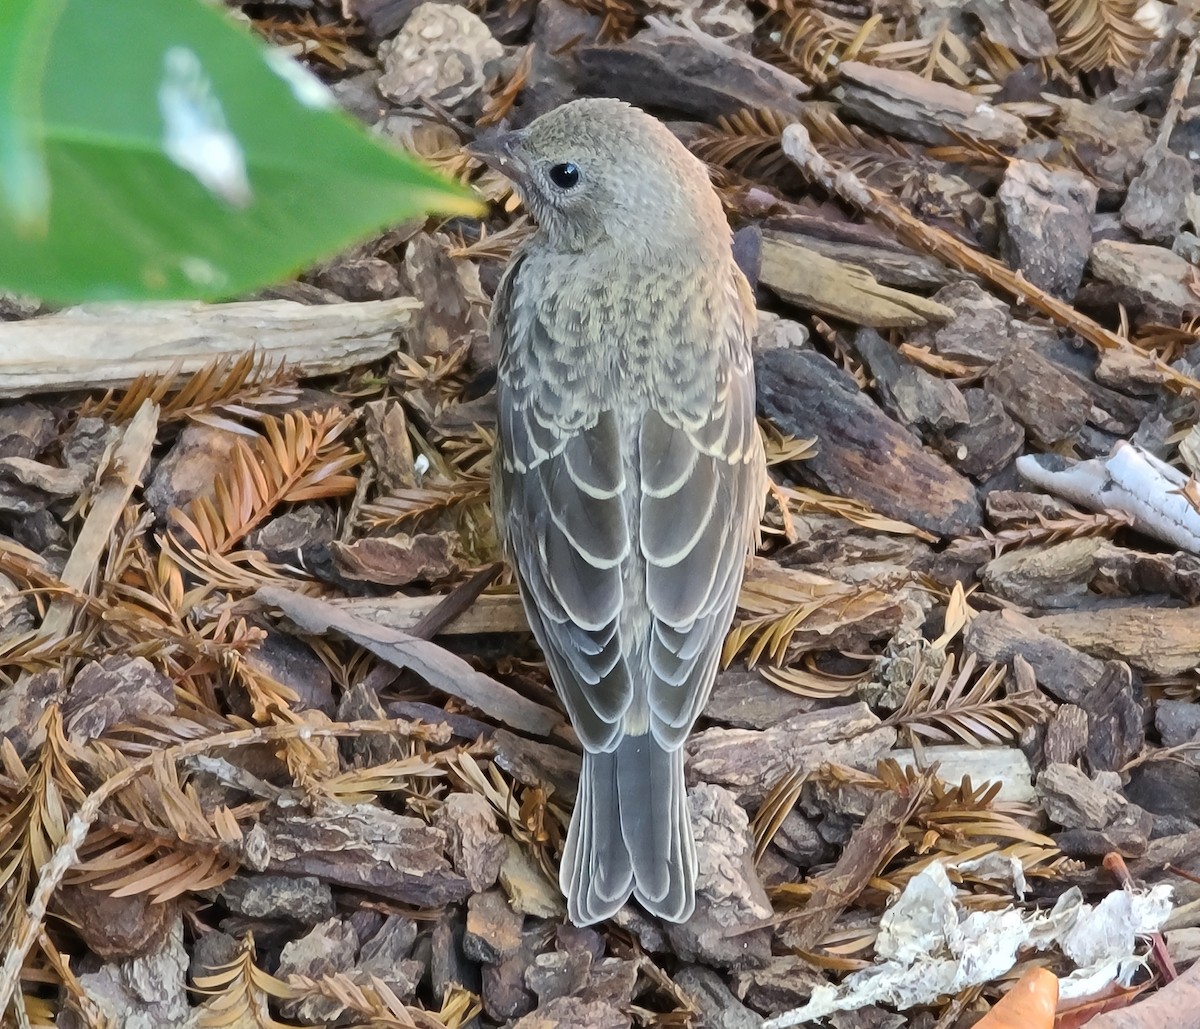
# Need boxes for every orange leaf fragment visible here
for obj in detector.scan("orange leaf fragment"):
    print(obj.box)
[978,967,1059,1029]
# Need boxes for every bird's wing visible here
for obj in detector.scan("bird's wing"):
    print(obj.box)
[639,277,765,748]
[492,256,634,752]
[493,258,764,753]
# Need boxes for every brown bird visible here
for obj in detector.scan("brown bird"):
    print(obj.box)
[469,98,765,925]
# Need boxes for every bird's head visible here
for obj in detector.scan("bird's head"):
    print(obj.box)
[467,98,726,256]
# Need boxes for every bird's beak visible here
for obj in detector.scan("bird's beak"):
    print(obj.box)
[465,129,527,176]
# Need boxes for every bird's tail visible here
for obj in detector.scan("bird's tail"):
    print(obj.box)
[561,733,696,926]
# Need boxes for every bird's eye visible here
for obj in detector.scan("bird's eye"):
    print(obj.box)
[548,162,581,189]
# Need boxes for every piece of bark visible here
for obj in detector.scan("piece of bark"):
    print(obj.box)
[0,457,84,515]
[965,608,1108,706]
[377,4,503,112]
[1085,658,1145,773]
[753,310,811,354]
[29,402,158,652]
[524,934,637,1010]
[359,916,424,1003]
[0,299,419,398]
[219,874,334,926]
[981,537,1104,609]
[759,237,956,328]
[0,669,64,757]
[1050,97,1152,186]
[347,0,423,39]
[337,591,531,636]
[1054,805,1154,859]
[985,489,1071,525]
[1038,764,1132,830]
[511,997,631,1029]
[307,255,401,302]
[490,728,580,797]
[762,229,952,290]
[998,160,1098,300]
[499,837,565,919]
[577,22,808,121]
[769,518,930,584]
[837,61,1026,146]
[1032,602,1200,677]
[845,327,968,439]
[1157,700,1200,747]
[756,348,982,536]
[1095,343,1179,394]
[783,767,936,952]
[276,918,360,1023]
[337,681,406,767]
[676,965,765,1029]
[331,532,460,586]
[770,809,829,868]
[966,0,1057,56]
[264,801,470,906]
[729,560,908,660]
[465,889,524,964]
[703,669,817,730]
[911,280,1015,365]
[1088,241,1200,320]
[665,784,773,969]
[362,400,418,494]
[481,924,544,1020]
[248,505,338,574]
[984,347,1091,447]
[56,886,176,962]
[145,423,243,524]
[258,586,565,737]
[67,919,192,1029]
[62,655,175,746]
[887,745,1036,804]
[436,792,506,893]
[1126,765,1200,833]
[964,609,1143,771]
[0,403,55,461]
[687,703,895,804]
[400,232,491,361]
[516,0,600,120]
[942,387,1025,480]
[736,956,830,1015]
[1044,704,1089,766]
[524,950,591,1007]
[431,907,482,1005]
[1122,147,1193,242]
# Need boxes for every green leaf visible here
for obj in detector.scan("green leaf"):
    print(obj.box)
[0,0,480,303]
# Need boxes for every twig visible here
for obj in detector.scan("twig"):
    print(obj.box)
[779,124,1200,398]
[1156,29,1200,149]
[409,562,503,640]
[0,716,446,1017]
[36,400,159,642]
[257,585,564,737]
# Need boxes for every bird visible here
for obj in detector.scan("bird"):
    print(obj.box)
[468,98,766,926]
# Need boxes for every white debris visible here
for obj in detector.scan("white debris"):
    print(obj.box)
[765,861,1173,1027]
[1016,441,1200,556]
[158,46,252,208]
[264,49,337,111]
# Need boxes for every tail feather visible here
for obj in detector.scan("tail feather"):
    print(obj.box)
[561,734,695,926]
